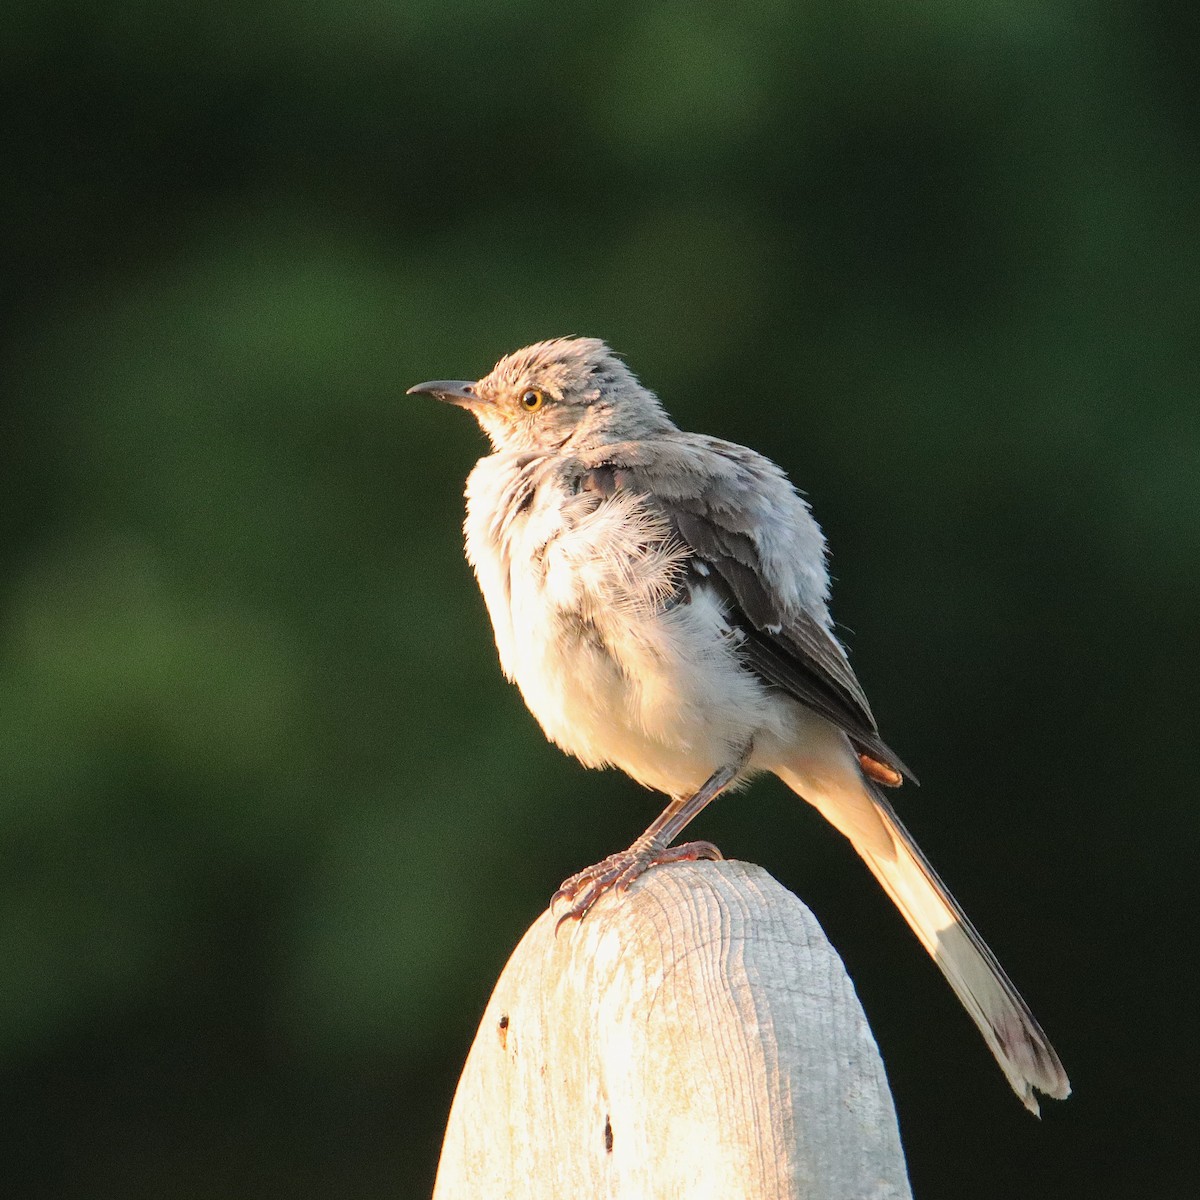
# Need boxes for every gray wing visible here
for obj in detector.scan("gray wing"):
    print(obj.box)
[578,448,914,783]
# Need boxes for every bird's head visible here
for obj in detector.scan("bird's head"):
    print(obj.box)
[407,336,672,453]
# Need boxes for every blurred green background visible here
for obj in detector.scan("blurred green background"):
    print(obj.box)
[1,1,1195,1196]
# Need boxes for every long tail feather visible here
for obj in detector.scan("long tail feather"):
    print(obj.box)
[776,755,1070,1113]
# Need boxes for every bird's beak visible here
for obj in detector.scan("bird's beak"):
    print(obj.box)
[405,379,481,408]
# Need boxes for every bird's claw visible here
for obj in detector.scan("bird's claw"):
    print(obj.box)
[552,839,724,933]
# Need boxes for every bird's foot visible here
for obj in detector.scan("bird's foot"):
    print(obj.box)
[552,839,723,931]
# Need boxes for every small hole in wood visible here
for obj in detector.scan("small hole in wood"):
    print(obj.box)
[498,1014,509,1050]
[603,1115,613,1153]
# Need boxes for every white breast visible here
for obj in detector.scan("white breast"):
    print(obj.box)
[463,453,792,796]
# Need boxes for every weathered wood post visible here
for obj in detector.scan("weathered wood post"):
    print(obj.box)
[433,859,911,1199]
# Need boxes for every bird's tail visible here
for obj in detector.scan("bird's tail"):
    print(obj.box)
[775,746,1070,1114]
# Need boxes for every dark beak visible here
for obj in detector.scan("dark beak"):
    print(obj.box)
[405,379,480,407]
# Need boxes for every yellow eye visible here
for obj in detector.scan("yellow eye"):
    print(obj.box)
[520,388,545,412]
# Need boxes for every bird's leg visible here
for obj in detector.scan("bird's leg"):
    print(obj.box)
[553,754,747,929]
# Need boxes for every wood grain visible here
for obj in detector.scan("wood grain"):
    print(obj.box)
[433,859,911,1199]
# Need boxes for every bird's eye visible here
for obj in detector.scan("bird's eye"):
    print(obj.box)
[520,389,545,412]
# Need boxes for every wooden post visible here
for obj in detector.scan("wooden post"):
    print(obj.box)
[433,860,911,1199]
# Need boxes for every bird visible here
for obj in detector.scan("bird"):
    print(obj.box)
[408,335,1070,1114]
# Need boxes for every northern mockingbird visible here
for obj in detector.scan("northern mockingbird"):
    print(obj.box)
[409,336,1069,1114]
